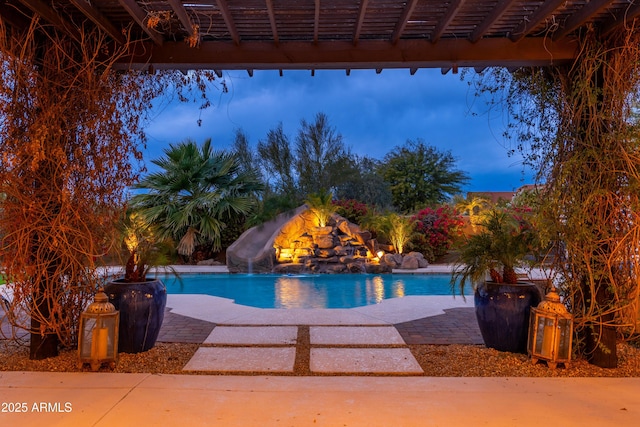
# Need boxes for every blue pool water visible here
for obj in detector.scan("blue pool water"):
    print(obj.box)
[162,273,469,309]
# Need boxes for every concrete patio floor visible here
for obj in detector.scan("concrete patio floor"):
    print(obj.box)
[1,372,638,426]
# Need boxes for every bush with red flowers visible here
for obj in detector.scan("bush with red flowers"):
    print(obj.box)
[332,199,370,225]
[411,205,464,261]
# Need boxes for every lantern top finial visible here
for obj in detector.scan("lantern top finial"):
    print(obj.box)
[86,288,116,314]
[537,287,570,316]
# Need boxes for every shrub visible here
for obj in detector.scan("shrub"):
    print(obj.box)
[411,205,464,261]
[332,199,370,225]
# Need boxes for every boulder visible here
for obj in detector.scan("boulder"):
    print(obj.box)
[314,234,336,249]
[365,263,393,274]
[399,252,429,270]
[406,251,429,268]
[272,263,305,274]
[315,248,336,258]
[400,255,420,270]
[325,264,347,273]
[347,262,367,273]
[382,253,403,268]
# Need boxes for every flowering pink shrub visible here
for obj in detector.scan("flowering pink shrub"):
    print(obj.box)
[411,205,464,261]
[332,199,370,225]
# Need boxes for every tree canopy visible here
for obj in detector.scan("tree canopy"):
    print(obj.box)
[380,139,469,212]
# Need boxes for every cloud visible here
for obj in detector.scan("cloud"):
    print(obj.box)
[144,68,535,192]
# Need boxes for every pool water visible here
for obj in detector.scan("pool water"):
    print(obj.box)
[162,273,469,309]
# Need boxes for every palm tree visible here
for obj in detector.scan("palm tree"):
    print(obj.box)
[363,212,415,254]
[130,139,263,258]
[453,193,492,233]
[305,189,334,227]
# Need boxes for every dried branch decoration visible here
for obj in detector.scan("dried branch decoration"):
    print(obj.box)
[0,15,218,359]
[472,25,640,367]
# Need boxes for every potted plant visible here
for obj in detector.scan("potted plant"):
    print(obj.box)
[452,207,543,353]
[103,211,174,353]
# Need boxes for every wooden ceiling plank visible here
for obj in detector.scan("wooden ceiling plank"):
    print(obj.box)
[353,0,369,45]
[215,0,240,45]
[553,0,614,41]
[391,0,419,44]
[69,0,125,44]
[167,0,195,37]
[431,0,467,44]
[265,0,280,45]
[18,0,82,43]
[470,0,517,43]
[601,3,640,36]
[510,0,566,42]
[118,0,163,45]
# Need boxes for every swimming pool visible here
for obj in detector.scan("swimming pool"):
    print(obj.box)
[162,273,469,309]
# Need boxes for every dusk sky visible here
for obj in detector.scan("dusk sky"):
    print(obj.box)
[145,68,536,194]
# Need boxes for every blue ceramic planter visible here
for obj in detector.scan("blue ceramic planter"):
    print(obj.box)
[474,281,542,354]
[104,278,167,353]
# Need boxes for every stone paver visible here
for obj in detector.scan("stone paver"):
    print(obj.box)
[183,347,296,372]
[310,326,405,345]
[203,326,298,345]
[395,307,483,345]
[157,308,216,344]
[310,348,423,374]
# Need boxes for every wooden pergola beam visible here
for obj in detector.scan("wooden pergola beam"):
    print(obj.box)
[167,0,196,37]
[391,0,419,44]
[215,0,240,45]
[353,0,369,45]
[125,37,577,71]
[553,0,615,41]
[470,0,516,43]
[510,0,566,42]
[313,0,320,44]
[0,2,30,29]
[70,0,125,44]
[18,0,81,43]
[265,0,279,45]
[118,0,163,46]
[601,3,640,36]
[431,0,466,44]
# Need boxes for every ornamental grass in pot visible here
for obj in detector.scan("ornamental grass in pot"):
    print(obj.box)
[104,212,174,353]
[452,207,543,353]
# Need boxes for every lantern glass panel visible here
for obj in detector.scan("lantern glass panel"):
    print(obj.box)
[556,318,572,360]
[540,317,557,359]
[79,317,97,359]
[79,313,118,360]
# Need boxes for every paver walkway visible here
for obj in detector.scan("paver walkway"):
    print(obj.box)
[158,300,483,375]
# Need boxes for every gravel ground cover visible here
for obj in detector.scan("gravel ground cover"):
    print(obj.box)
[2,339,639,377]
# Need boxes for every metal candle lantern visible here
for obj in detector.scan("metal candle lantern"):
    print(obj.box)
[78,288,119,371]
[527,286,573,369]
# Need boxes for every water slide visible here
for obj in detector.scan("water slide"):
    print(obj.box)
[226,205,307,273]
